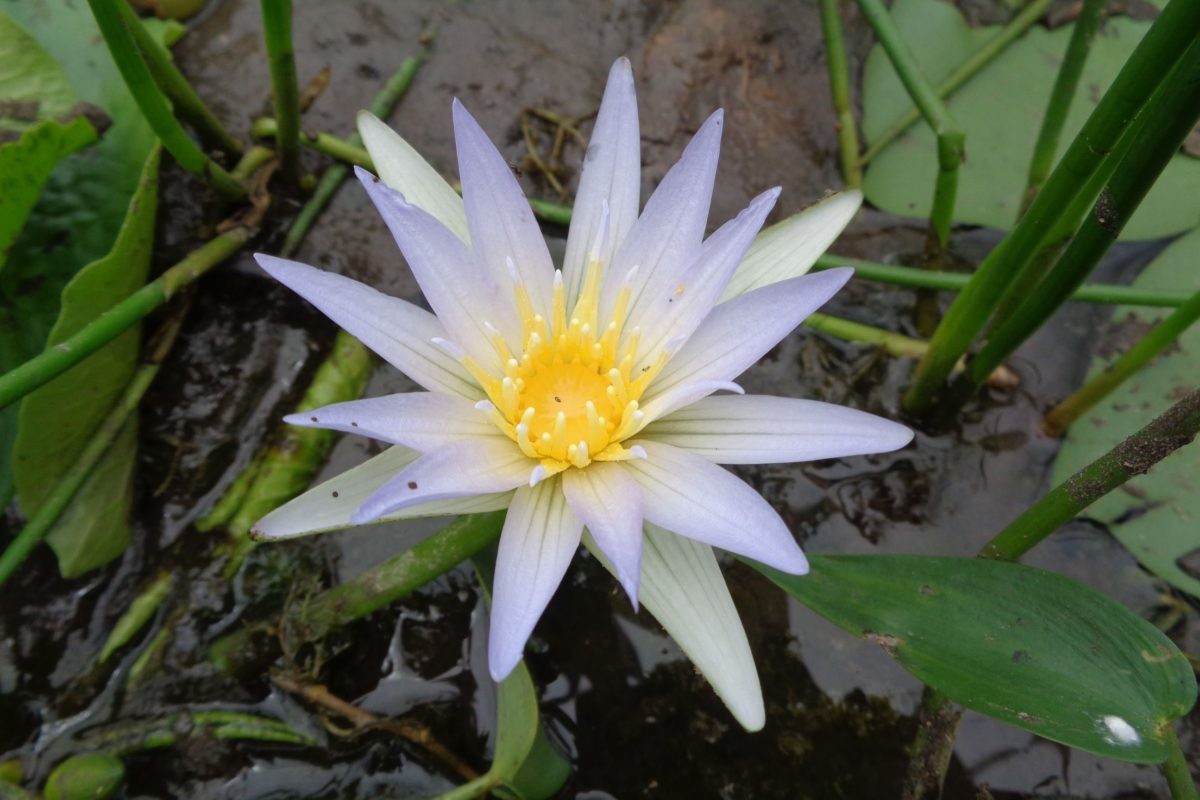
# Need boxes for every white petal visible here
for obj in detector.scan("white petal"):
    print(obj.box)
[624,440,807,574]
[641,394,913,464]
[452,99,554,313]
[256,255,480,399]
[604,524,765,730]
[283,392,504,451]
[630,187,780,364]
[563,58,640,305]
[649,269,853,400]
[489,477,582,680]
[601,110,723,324]
[721,190,862,301]
[561,463,644,606]
[251,446,512,540]
[634,380,744,433]
[353,439,532,524]
[357,168,520,363]
[357,111,470,241]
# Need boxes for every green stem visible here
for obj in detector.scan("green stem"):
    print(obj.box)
[1163,724,1200,800]
[810,255,1191,307]
[252,117,371,168]
[861,0,1055,163]
[99,570,173,663]
[281,53,424,258]
[903,0,1200,416]
[115,0,242,155]
[0,316,186,587]
[0,227,252,412]
[86,0,245,199]
[209,511,505,673]
[1044,288,1200,436]
[806,312,928,358]
[960,39,1200,398]
[231,145,276,181]
[900,688,961,800]
[433,775,497,800]
[980,389,1200,560]
[819,0,862,187]
[1021,0,1107,212]
[260,0,301,181]
[856,0,964,260]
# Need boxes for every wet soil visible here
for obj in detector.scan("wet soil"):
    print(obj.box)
[1,0,1196,798]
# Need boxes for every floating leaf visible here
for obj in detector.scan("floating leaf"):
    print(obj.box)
[0,9,75,132]
[1052,227,1200,598]
[861,0,1200,241]
[10,149,160,577]
[754,554,1196,763]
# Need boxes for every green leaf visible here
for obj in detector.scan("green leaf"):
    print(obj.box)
[11,148,160,577]
[754,554,1197,763]
[0,9,75,132]
[1052,227,1200,598]
[43,753,124,800]
[861,0,1200,241]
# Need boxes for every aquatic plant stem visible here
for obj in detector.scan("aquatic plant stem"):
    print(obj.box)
[231,145,276,181]
[260,0,301,182]
[87,0,245,199]
[281,53,424,258]
[0,316,187,587]
[957,39,1200,401]
[819,0,862,187]
[209,512,505,673]
[902,0,1200,417]
[1020,0,1106,212]
[1163,725,1200,800]
[856,0,964,261]
[861,0,1055,163]
[114,0,242,155]
[982,389,1200,560]
[0,227,253,412]
[252,117,372,168]
[1043,288,1200,436]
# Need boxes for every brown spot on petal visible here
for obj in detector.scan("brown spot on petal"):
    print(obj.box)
[310,416,319,422]
[332,491,339,498]
[408,481,418,489]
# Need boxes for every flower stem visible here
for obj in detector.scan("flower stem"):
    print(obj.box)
[231,144,277,181]
[0,314,187,587]
[856,0,964,261]
[902,0,1200,417]
[114,0,242,156]
[0,227,253,412]
[209,511,505,674]
[252,117,372,168]
[260,0,301,182]
[1043,288,1200,437]
[1163,724,1200,800]
[806,312,928,358]
[861,0,1055,164]
[86,0,245,199]
[819,0,862,187]
[980,389,1200,560]
[1020,0,1106,212]
[956,39,1200,401]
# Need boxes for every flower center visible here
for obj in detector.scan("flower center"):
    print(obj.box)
[460,255,669,475]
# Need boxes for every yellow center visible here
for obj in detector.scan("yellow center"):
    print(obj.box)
[458,257,669,476]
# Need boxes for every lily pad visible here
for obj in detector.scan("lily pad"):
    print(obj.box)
[861,0,1200,241]
[11,149,160,577]
[1052,226,1200,598]
[0,9,75,132]
[755,554,1196,763]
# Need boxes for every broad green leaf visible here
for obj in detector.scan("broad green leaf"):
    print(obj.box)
[861,0,1200,241]
[755,554,1196,763]
[0,9,75,132]
[1052,227,1200,598]
[11,149,160,577]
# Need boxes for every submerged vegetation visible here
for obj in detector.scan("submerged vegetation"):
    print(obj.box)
[0,0,1197,797]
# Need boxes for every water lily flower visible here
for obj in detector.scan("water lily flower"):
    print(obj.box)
[253,58,912,730]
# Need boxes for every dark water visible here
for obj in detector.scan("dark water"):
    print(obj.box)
[1,0,1196,797]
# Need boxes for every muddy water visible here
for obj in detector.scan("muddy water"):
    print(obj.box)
[1,0,1196,797]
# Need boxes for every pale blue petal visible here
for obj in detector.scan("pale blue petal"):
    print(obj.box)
[284,392,503,451]
[561,462,644,606]
[641,394,913,464]
[256,254,479,399]
[489,477,582,680]
[624,440,808,574]
[563,58,640,305]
